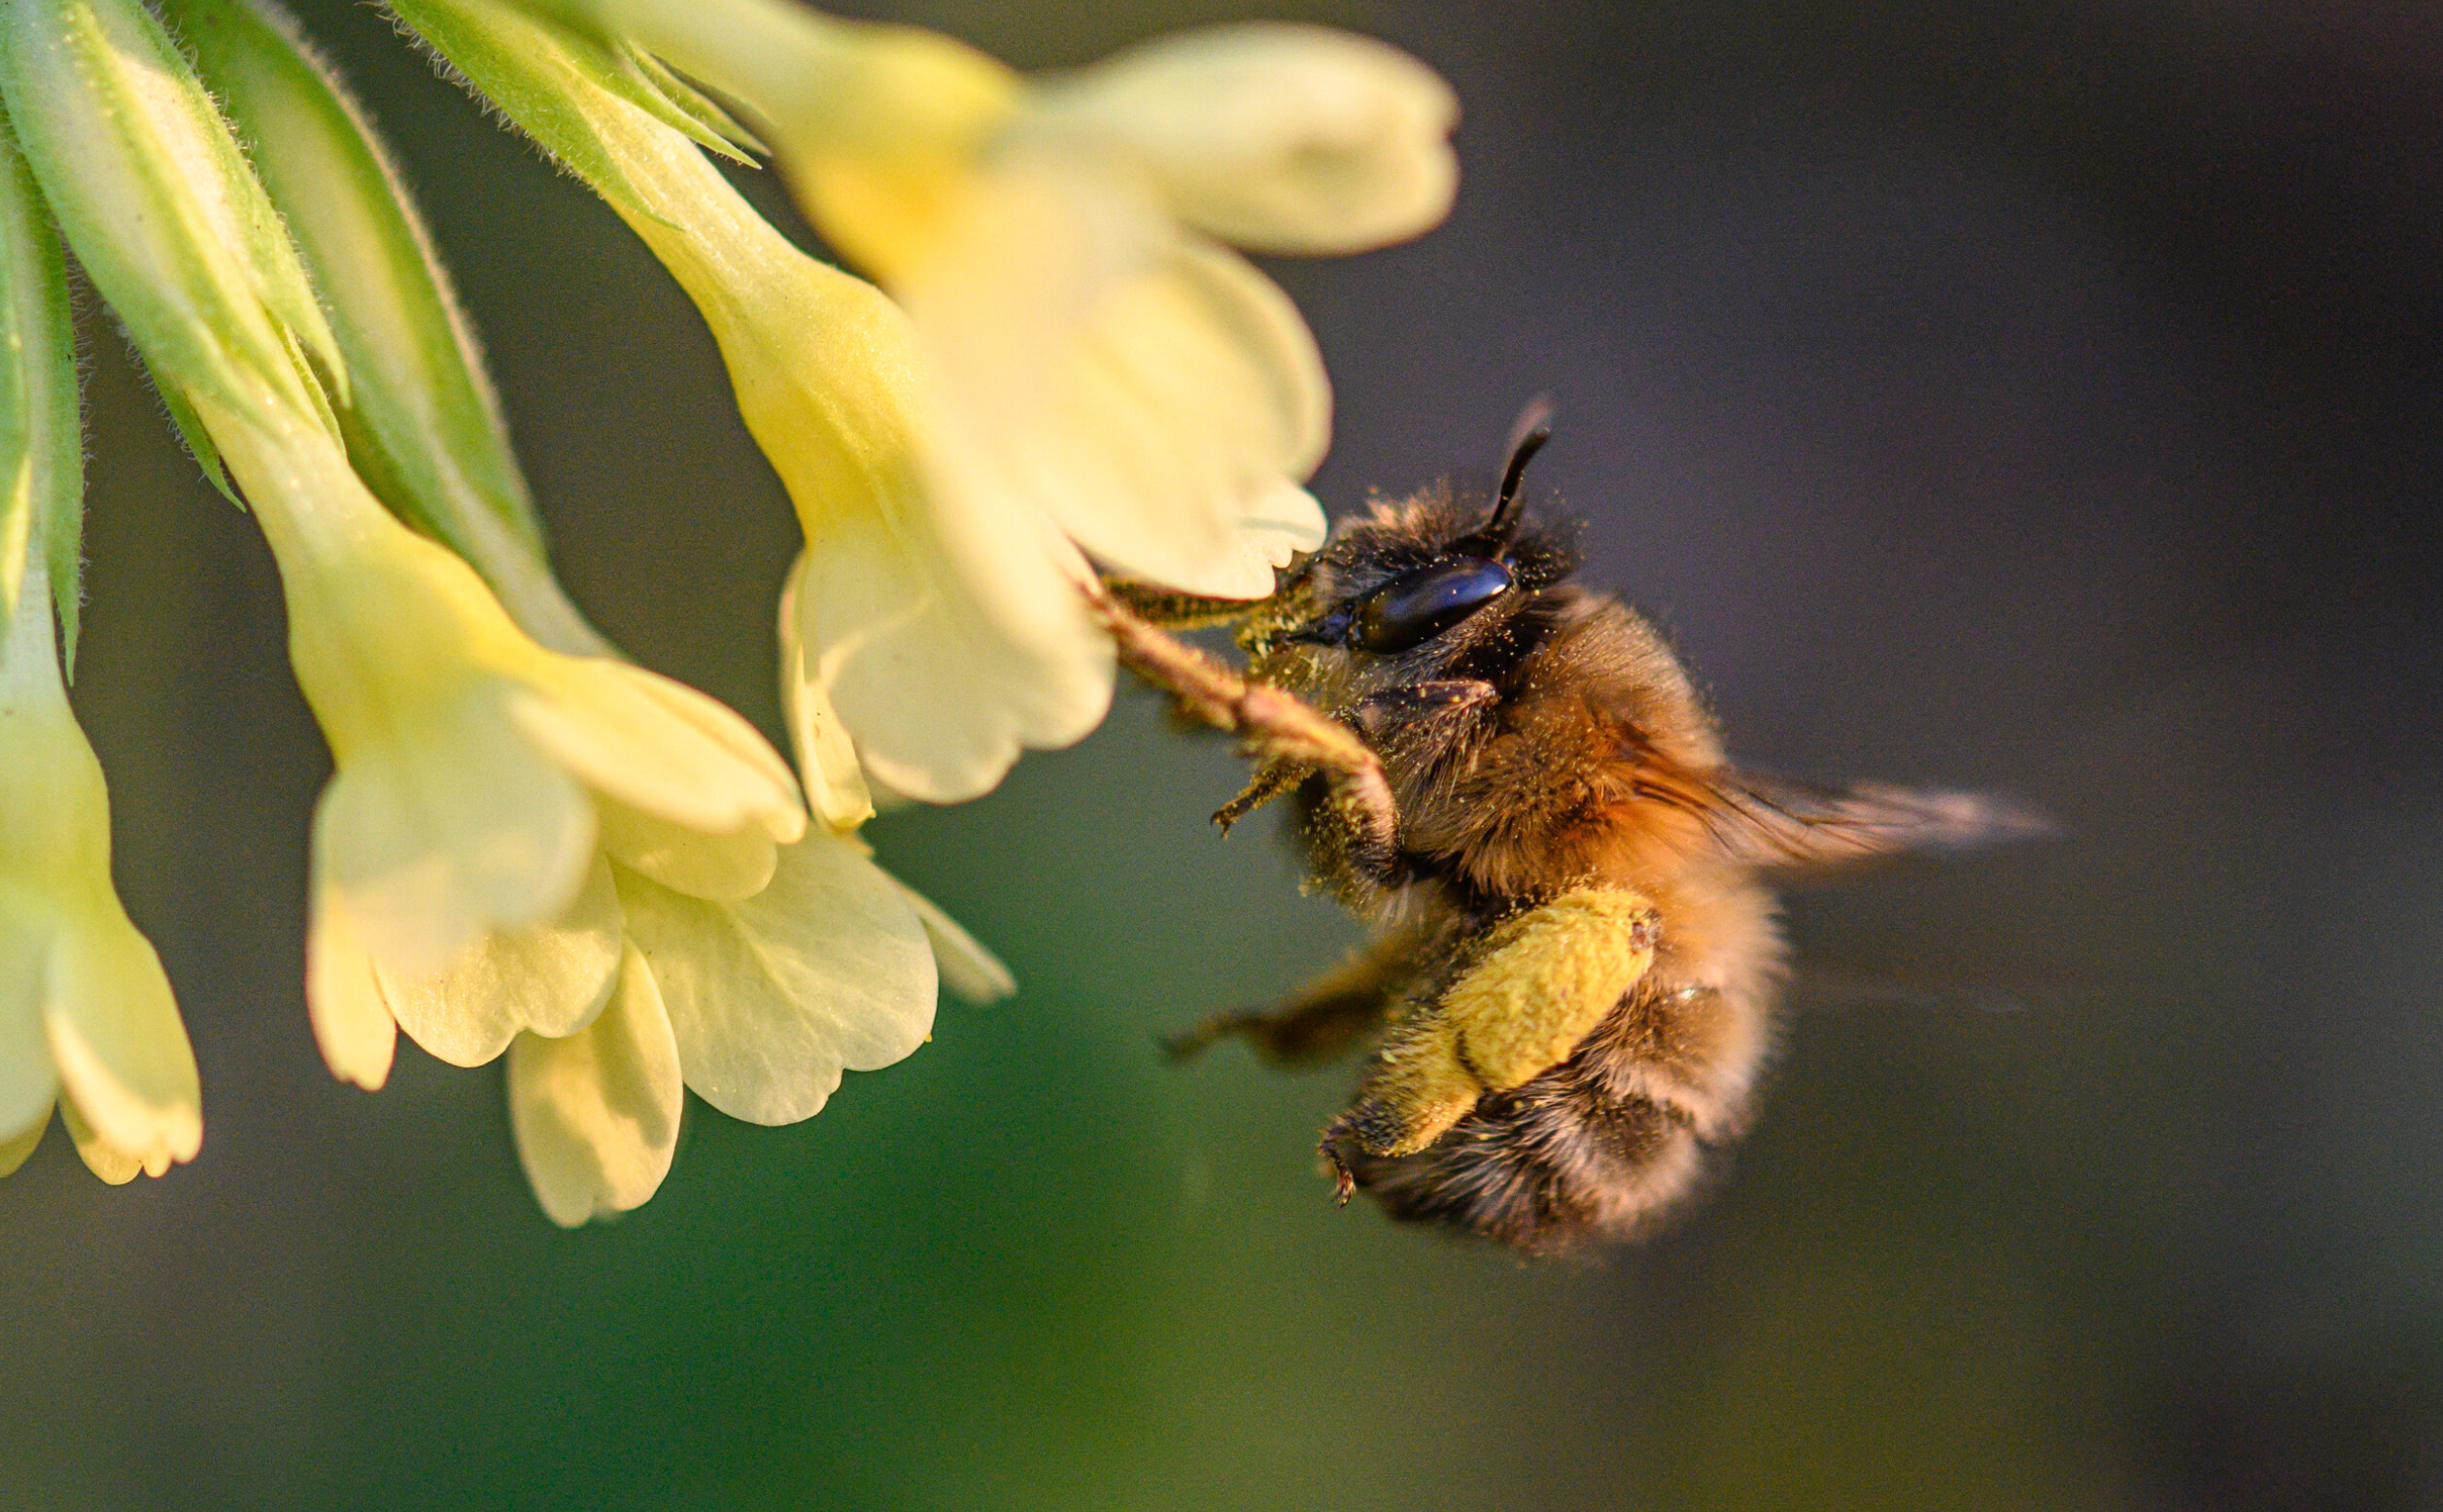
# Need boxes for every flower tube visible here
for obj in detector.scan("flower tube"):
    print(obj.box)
[0,112,200,1183]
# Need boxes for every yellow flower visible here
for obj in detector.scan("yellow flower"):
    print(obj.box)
[190,400,809,1086]
[503,841,939,1226]
[0,85,197,1185]
[10,0,1020,1222]
[34,0,1002,1224]
[500,578,1010,1227]
[557,1,1458,600]
[501,839,1008,1226]
[0,551,202,1183]
[394,0,1111,802]
[401,3,1451,798]
[499,636,1013,1230]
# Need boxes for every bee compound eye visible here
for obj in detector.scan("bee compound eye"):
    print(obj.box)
[1354,559,1515,653]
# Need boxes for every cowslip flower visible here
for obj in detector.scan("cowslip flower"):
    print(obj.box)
[0,541,206,1183]
[488,559,982,1229]
[394,0,1115,802]
[247,419,812,1086]
[0,540,203,1184]
[517,0,1457,599]
[1,0,810,1083]
[497,537,1032,1227]
[396,3,1452,800]
[0,112,202,1186]
[0,112,200,1184]
[477,568,1011,1227]
[160,0,1005,1224]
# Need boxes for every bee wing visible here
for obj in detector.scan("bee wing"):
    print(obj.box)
[1785,955,2144,1016]
[1681,770,2054,873]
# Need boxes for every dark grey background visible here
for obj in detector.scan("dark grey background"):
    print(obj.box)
[6,1,2441,1507]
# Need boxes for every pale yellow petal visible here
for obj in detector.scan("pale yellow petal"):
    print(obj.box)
[595,799,778,903]
[617,834,933,1126]
[59,1094,143,1185]
[507,662,805,842]
[0,1107,48,1177]
[893,879,1015,1004]
[1033,23,1459,255]
[378,853,624,1066]
[315,687,599,976]
[795,471,1113,805]
[776,552,874,832]
[0,911,60,1139]
[43,910,201,1170]
[306,880,397,1090]
[1204,478,1328,597]
[615,667,807,821]
[908,171,1329,598]
[507,944,683,1228]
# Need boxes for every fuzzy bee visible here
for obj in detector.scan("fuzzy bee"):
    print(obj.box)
[1097,406,2043,1254]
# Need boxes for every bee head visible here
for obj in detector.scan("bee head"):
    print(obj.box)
[1244,407,1574,666]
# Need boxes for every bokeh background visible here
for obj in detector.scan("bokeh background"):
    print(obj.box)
[6,0,2442,1507]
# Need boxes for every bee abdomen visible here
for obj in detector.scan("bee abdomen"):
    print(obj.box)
[1345,976,1770,1251]
[1345,1068,1713,1252]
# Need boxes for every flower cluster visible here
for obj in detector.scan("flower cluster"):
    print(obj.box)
[0,0,1454,1220]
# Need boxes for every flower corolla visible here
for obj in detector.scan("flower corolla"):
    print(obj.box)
[0,554,202,1183]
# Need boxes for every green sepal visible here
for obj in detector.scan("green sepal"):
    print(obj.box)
[145,353,240,509]
[624,42,766,162]
[0,109,85,667]
[168,0,555,568]
[0,0,347,450]
[389,0,750,230]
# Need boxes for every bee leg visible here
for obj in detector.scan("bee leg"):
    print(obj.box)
[1095,575,1261,631]
[1214,758,1305,832]
[1349,680,1499,743]
[1323,889,1662,1191]
[1093,590,1404,885]
[1162,927,1428,1066]
[1162,992,1383,1066]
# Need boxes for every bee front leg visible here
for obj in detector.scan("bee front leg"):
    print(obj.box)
[1096,576,1262,632]
[1321,888,1662,1202]
[1092,590,1405,888]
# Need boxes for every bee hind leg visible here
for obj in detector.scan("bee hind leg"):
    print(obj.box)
[1323,889,1662,1200]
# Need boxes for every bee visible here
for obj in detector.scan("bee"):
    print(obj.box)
[1096,403,2044,1254]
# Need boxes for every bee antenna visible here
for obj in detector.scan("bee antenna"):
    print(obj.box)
[1480,395,1556,552]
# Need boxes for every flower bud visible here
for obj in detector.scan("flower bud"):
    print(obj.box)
[0,0,345,471]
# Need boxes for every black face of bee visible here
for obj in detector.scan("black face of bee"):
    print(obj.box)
[1353,558,1515,651]
[1270,419,1561,659]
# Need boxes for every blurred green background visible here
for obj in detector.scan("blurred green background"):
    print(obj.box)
[7,1,2442,1507]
